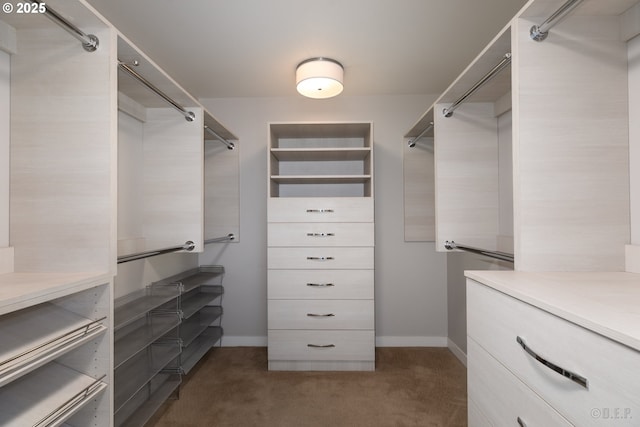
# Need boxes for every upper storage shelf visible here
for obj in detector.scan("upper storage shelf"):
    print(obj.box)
[269,122,373,198]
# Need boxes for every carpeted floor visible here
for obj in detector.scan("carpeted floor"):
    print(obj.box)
[148,347,467,427]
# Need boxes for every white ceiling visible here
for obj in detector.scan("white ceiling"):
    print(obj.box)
[86,0,530,99]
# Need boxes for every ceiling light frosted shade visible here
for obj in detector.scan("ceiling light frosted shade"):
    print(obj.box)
[296,57,344,99]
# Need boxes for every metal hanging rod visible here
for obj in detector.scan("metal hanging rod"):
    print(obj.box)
[118,61,195,122]
[204,234,235,245]
[442,53,511,118]
[204,126,235,150]
[444,240,514,263]
[408,122,434,147]
[117,240,195,264]
[29,0,98,52]
[530,0,584,42]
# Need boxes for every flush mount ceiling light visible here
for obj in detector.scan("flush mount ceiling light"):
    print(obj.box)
[296,57,344,99]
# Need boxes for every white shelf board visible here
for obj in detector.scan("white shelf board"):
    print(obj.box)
[271,148,371,161]
[0,303,106,387]
[0,272,110,316]
[270,175,372,184]
[0,361,107,426]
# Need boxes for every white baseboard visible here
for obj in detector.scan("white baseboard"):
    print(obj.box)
[447,338,467,367]
[220,336,268,347]
[375,336,448,347]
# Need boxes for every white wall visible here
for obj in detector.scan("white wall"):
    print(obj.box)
[199,94,449,347]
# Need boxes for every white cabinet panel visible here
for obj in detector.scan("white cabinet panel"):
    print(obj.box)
[268,269,374,300]
[468,338,572,427]
[268,197,373,223]
[268,222,374,247]
[268,330,375,362]
[268,300,374,330]
[268,247,373,270]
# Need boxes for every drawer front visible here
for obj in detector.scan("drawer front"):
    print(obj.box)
[268,247,373,269]
[268,197,373,223]
[268,300,374,330]
[268,222,374,247]
[467,279,640,426]
[468,338,572,427]
[268,270,374,300]
[268,330,375,361]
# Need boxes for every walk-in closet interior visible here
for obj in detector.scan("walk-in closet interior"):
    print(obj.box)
[1,0,639,425]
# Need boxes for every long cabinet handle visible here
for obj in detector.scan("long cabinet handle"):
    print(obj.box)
[307,313,335,317]
[306,256,334,261]
[307,344,335,348]
[516,336,588,389]
[307,283,335,287]
[306,233,335,237]
[306,209,334,213]
[517,417,527,427]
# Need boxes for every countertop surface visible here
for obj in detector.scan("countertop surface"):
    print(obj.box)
[465,270,640,352]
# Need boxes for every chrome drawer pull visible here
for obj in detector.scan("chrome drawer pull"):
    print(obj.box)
[306,233,335,237]
[516,336,588,389]
[306,209,334,213]
[517,417,527,427]
[307,344,335,348]
[306,256,334,261]
[307,313,335,317]
[307,283,335,287]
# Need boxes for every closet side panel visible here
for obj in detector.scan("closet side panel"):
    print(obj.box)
[143,107,204,251]
[0,50,8,249]
[403,137,435,242]
[630,34,640,245]
[117,111,144,245]
[434,102,500,252]
[513,15,629,271]
[10,26,113,272]
[205,140,240,242]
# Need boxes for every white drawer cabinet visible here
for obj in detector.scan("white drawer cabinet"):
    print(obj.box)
[268,330,375,363]
[268,122,375,371]
[468,338,572,427]
[268,269,374,300]
[268,300,374,330]
[268,223,374,247]
[467,275,640,426]
[268,247,374,270]
[268,197,374,223]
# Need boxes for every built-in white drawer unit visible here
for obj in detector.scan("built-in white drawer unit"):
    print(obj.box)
[467,278,640,426]
[268,197,373,223]
[268,247,374,270]
[268,300,374,330]
[268,223,374,247]
[268,330,375,362]
[267,123,375,371]
[268,269,374,300]
[468,338,572,426]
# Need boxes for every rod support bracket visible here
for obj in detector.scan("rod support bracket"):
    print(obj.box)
[529,25,548,42]
[82,34,99,52]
